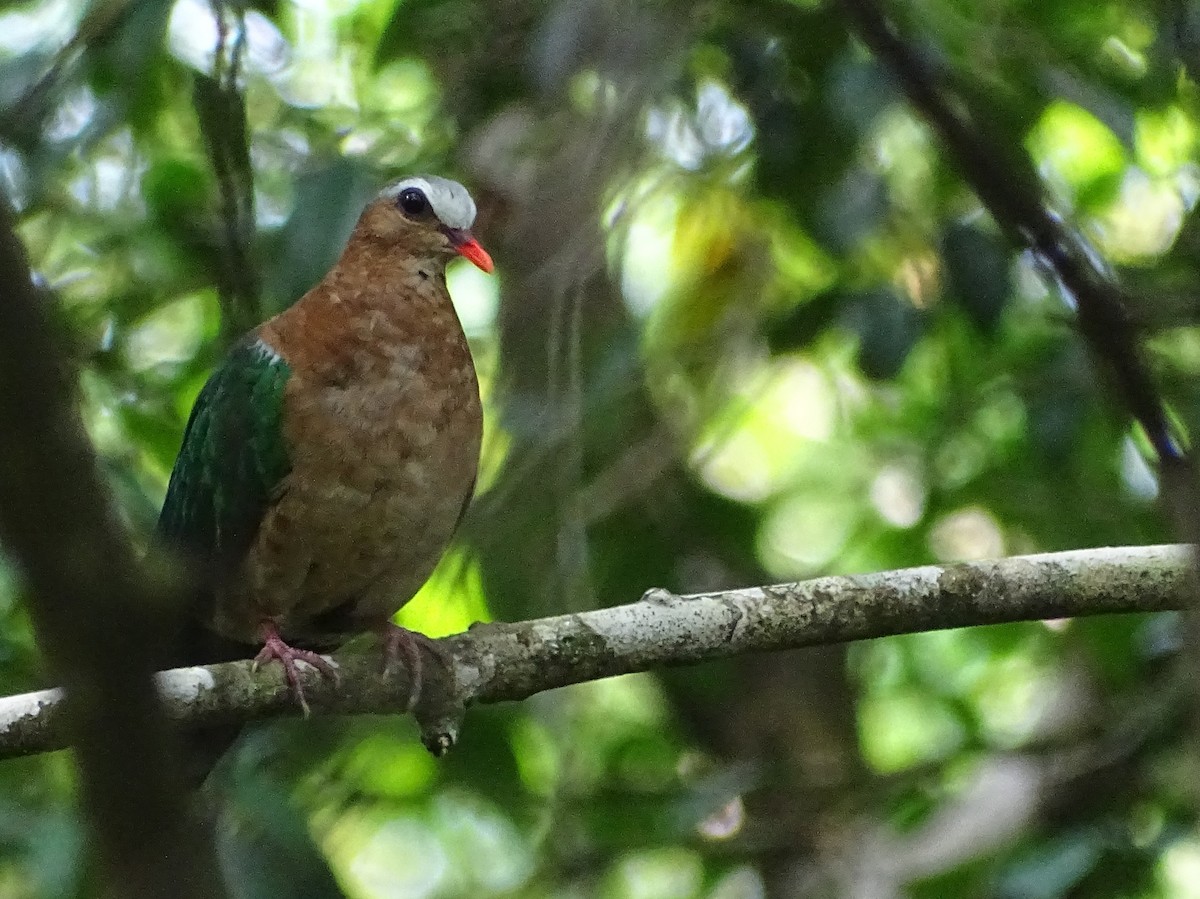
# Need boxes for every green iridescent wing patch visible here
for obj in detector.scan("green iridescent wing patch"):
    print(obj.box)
[157,336,292,580]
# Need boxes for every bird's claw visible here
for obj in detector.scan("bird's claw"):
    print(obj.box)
[380,623,447,713]
[379,624,462,755]
[253,624,339,716]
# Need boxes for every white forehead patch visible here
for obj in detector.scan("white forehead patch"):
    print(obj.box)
[379,175,477,230]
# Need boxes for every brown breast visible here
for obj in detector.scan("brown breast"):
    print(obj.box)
[209,233,482,644]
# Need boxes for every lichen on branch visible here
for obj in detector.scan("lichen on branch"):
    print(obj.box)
[0,545,1184,761]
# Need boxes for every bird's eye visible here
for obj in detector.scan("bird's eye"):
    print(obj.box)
[398,188,429,216]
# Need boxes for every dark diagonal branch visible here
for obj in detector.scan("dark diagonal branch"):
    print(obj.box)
[834,0,1200,747]
[0,206,226,897]
[0,545,1186,760]
[836,0,1183,470]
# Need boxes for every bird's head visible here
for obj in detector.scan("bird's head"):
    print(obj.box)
[358,175,493,273]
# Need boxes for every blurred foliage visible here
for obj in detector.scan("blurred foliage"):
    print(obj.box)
[1,0,1199,895]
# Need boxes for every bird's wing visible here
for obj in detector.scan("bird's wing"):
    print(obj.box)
[157,335,292,581]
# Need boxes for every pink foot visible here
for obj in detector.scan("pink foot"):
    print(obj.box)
[380,623,441,712]
[253,622,339,715]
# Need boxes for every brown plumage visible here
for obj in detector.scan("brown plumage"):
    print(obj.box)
[159,175,491,710]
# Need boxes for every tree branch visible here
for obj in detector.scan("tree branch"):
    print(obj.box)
[0,204,226,897]
[834,0,1200,760]
[836,0,1184,469]
[193,0,260,342]
[0,545,1185,760]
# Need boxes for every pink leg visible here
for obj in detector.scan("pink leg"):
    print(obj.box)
[380,623,440,712]
[253,621,339,716]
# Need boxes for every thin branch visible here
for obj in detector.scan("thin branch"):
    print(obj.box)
[0,204,226,897]
[834,0,1200,763]
[0,545,1186,760]
[1,0,134,146]
[194,0,260,341]
[836,0,1182,467]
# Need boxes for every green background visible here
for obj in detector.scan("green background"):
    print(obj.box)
[0,0,1196,895]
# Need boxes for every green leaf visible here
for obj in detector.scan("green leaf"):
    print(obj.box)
[941,222,1013,335]
[218,774,346,899]
[844,287,927,380]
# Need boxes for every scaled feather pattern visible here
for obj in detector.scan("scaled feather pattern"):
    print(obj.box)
[157,174,491,703]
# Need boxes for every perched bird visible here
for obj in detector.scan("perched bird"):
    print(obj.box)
[158,175,492,713]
